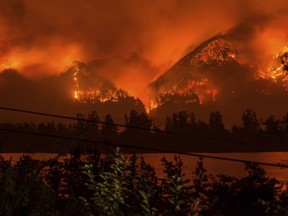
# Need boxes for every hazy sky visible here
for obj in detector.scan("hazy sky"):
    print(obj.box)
[0,0,287,99]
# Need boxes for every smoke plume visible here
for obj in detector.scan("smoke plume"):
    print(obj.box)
[0,0,287,101]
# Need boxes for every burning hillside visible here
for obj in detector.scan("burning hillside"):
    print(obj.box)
[68,61,130,103]
[148,35,288,111]
[66,61,145,113]
[187,35,237,67]
[147,35,239,110]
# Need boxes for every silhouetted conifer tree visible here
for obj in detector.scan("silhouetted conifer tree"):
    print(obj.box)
[165,111,191,134]
[282,113,288,133]
[209,111,225,132]
[241,109,260,133]
[86,111,100,138]
[263,115,280,135]
[101,114,118,138]
[124,110,152,134]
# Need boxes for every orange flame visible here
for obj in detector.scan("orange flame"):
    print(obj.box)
[71,62,130,103]
[256,45,288,89]
[148,78,219,111]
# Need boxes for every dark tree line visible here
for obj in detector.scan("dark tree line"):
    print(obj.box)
[1,108,288,153]
[0,147,287,215]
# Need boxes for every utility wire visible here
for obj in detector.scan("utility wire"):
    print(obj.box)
[0,127,288,169]
[0,106,220,140]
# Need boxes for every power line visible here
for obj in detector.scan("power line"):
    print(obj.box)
[0,127,287,169]
[0,106,220,140]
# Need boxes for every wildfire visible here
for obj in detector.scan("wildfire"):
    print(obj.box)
[147,36,231,111]
[206,89,218,102]
[256,46,288,89]
[74,90,79,100]
[0,59,20,71]
[189,36,237,67]
[71,61,130,103]
[148,78,219,111]
[73,89,128,103]
[71,37,288,111]
[73,63,80,100]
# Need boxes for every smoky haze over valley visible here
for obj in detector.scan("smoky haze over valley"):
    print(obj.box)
[0,0,288,126]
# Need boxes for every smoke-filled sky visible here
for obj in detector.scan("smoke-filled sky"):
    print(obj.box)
[0,0,287,99]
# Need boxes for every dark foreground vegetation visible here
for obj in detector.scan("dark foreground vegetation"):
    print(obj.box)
[1,147,288,216]
[1,108,288,153]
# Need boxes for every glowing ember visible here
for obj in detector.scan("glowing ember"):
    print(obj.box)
[206,89,218,102]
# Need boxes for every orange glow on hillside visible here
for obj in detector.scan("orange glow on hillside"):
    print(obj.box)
[0,58,21,70]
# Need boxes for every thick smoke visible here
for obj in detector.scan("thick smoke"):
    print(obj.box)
[0,0,286,100]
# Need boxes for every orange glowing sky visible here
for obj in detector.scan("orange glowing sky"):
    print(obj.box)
[0,0,287,100]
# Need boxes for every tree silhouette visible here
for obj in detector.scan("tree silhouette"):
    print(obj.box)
[75,113,85,136]
[124,110,152,134]
[86,111,100,138]
[241,109,260,133]
[209,111,225,133]
[262,115,280,135]
[195,120,209,136]
[165,111,191,134]
[281,113,288,134]
[101,114,118,138]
